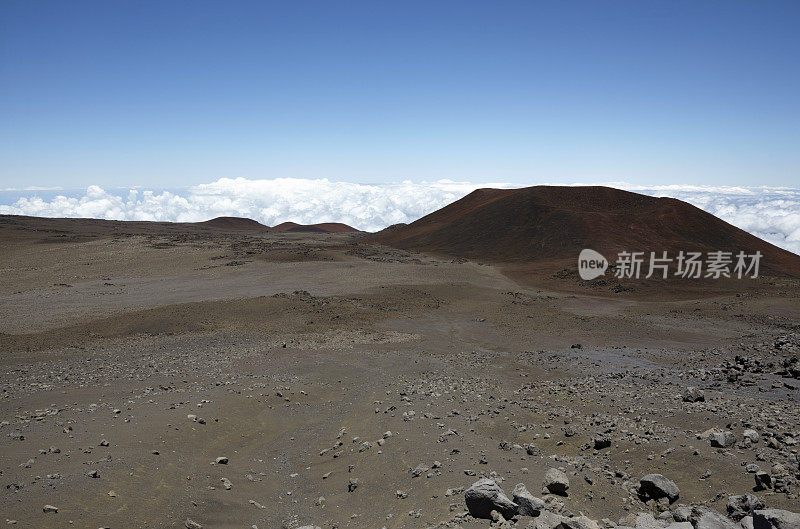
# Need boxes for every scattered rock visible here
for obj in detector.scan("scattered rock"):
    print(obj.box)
[347,477,360,492]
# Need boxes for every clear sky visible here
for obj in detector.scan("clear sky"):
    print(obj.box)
[1,0,798,189]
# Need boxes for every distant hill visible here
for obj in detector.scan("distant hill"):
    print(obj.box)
[198,216,270,231]
[271,221,359,233]
[371,186,800,278]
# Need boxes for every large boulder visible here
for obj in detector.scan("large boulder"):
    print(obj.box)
[638,474,680,503]
[464,478,518,519]
[543,468,570,496]
[727,494,765,521]
[512,483,545,517]
[753,509,800,529]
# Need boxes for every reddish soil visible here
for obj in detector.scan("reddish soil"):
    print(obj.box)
[371,186,800,279]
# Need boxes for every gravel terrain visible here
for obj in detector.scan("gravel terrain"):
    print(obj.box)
[1,216,798,528]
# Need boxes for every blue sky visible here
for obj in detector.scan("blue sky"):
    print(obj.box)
[1,0,798,188]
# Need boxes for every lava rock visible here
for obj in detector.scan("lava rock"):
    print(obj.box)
[683,387,705,402]
[753,509,800,529]
[543,468,570,496]
[593,435,611,449]
[464,478,518,519]
[710,431,737,448]
[692,507,739,529]
[727,494,765,521]
[638,474,680,503]
[512,483,545,517]
[754,471,773,491]
[556,515,600,529]
[743,429,760,443]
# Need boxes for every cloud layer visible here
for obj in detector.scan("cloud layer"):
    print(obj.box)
[1,178,798,254]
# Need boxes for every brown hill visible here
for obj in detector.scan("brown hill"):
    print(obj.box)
[371,186,800,278]
[271,221,359,233]
[198,216,269,231]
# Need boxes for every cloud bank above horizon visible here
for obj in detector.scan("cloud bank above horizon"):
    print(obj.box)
[1,177,799,255]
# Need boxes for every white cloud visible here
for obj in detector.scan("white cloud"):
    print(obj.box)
[1,177,798,255]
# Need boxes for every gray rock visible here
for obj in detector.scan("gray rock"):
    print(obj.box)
[639,474,680,503]
[741,516,754,529]
[535,511,567,529]
[512,483,545,517]
[43,505,59,514]
[753,509,800,529]
[754,471,773,491]
[743,429,760,443]
[683,387,705,402]
[673,505,692,522]
[593,435,611,449]
[411,464,429,477]
[634,513,662,529]
[185,521,202,529]
[556,515,600,529]
[464,478,518,519]
[710,431,737,448]
[692,507,739,529]
[543,468,570,496]
[633,512,661,529]
[726,494,765,521]
[664,524,693,529]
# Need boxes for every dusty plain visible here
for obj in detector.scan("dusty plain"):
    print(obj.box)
[1,215,798,528]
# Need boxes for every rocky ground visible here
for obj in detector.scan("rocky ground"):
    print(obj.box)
[0,217,798,528]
